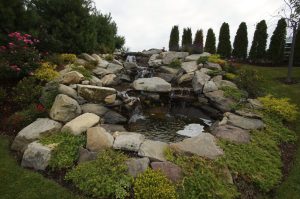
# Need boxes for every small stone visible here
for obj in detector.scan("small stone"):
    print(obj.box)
[86,127,114,152]
[151,162,183,183]
[104,94,116,104]
[113,132,145,152]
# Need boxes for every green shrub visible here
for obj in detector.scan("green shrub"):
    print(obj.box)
[84,60,98,70]
[39,81,59,111]
[208,54,226,67]
[235,67,263,97]
[12,77,43,107]
[169,59,182,68]
[104,54,114,62]
[258,95,298,122]
[197,56,209,64]
[221,86,247,101]
[71,65,92,80]
[35,62,59,82]
[60,54,77,64]
[134,169,178,199]
[40,132,85,169]
[207,70,224,77]
[65,150,132,199]
[0,87,7,104]
[224,73,237,81]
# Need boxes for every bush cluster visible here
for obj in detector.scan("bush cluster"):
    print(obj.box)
[71,65,92,80]
[169,59,182,68]
[34,62,59,82]
[208,54,226,67]
[197,56,209,64]
[221,86,247,101]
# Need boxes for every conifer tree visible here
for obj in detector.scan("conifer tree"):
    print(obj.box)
[204,28,216,54]
[294,32,300,64]
[193,29,204,54]
[169,25,179,51]
[182,28,192,52]
[217,22,232,58]
[249,20,268,62]
[232,22,248,60]
[268,18,287,65]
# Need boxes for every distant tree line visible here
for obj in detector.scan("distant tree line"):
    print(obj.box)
[169,19,300,65]
[0,0,125,54]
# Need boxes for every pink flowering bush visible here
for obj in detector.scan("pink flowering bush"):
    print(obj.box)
[0,32,40,79]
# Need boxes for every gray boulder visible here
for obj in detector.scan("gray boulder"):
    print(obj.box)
[103,110,127,124]
[133,77,171,92]
[58,84,78,99]
[138,140,168,161]
[92,67,110,78]
[225,112,264,130]
[62,71,84,85]
[162,52,189,65]
[124,62,138,70]
[192,70,211,93]
[160,66,179,74]
[90,76,103,86]
[203,81,218,93]
[177,73,194,84]
[181,61,198,73]
[77,85,116,103]
[78,147,97,164]
[81,53,96,62]
[126,157,150,178]
[106,63,123,74]
[101,124,127,133]
[151,162,183,183]
[101,74,118,86]
[86,127,114,152]
[205,62,222,70]
[148,54,163,67]
[113,132,145,152]
[211,125,250,144]
[81,103,109,116]
[205,90,235,112]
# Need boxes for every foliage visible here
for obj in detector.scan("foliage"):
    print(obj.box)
[204,28,216,54]
[232,22,248,60]
[71,65,92,80]
[134,169,178,199]
[40,132,86,169]
[65,149,132,199]
[104,54,114,62]
[193,29,204,54]
[34,62,59,82]
[221,86,247,101]
[0,32,40,79]
[169,59,182,68]
[258,95,298,122]
[208,54,226,67]
[294,29,300,64]
[207,70,224,77]
[169,25,180,51]
[60,54,77,64]
[0,87,7,105]
[217,22,232,58]
[249,20,268,62]
[224,73,237,81]
[39,81,59,111]
[235,67,263,97]
[197,56,209,64]
[12,77,43,107]
[165,149,239,199]
[182,28,192,52]
[268,18,287,65]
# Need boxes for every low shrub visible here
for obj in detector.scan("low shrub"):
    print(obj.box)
[258,95,298,122]
[39,81,59,111]
[60,54,77,64]
[84,60,98,70]
[207,70,224,77]
[197,56,209,64]
[134,169,178,199]
[12,77,43,107]
[0,87,7,104]
[221,86,247,101]
[40,132,85,169]
[104,54,114,62]
[45,53,77,66]
[71,65,92,80]
[35,62,59,82]
[235,67,263,97]
[65,150,132,199]
[208,54,226,67]
[169,59,182,68]
[224,73,237,81]
[223,62,240,74]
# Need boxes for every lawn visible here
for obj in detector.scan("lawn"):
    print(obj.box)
[0,136,83,199]
[247,65,300,199]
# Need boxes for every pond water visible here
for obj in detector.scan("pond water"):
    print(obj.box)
[126,104,213,143]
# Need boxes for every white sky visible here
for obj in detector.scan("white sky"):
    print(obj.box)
[95,0,285,51]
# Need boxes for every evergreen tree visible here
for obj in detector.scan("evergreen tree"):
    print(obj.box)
[217,22,232,58]
[204,28,216,54]
[169,25,179,51]
[294,31,300,64]
[182,28,192,52]
[268,18,287,65]
[193,29,204,54]
[232,22,248,60]
[249,20,268,62]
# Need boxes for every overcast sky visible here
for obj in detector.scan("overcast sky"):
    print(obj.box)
[95,0,285,51]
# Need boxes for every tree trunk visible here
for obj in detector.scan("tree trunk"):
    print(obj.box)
[287,23,299,83]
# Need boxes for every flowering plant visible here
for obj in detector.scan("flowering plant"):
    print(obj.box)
[0,32,40,79]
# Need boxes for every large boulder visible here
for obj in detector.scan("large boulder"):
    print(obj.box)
[225,112,264,130]
[124,62,138,70]
[62,71,84,84]
[106,63,123,74]
[177,73,194,84]
[101,74,118,86]
[192,70,211,93]
[215,80,238,89]
[205,90,235,112]
[11,118,62,152]
[185,54,202,61]
[103,110,127,124]
[170,133,224,159]
[91,54,102,62]
[138,140,168,161]
[205,62,222,70]
[81,103,109,116]
[211,125,250,144]
[61,113,100,135]
[148,54,163,67]
[86,127,114,152]
[50,94,82,122]
[77,85,116,103]
[113,132,145,152]
[203,81,218,93]
[160,66,179,74]
[162,52,189,65]
[151,162,183,183]
[81,53,96,62]
[92,67,110,78]
[126,157,150,178]
[58,84,78,99]
[133,77,171,92]
[90,76,103,86]
[181,61,198,73]
[21,141,52,170]
[143,49,163,55]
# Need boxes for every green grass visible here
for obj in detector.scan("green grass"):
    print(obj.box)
[0,136,83,199]
[245,65,300,199]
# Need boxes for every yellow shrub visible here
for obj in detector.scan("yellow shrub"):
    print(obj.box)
[208,54,226,67]
[35,62,59,82]
[224,73,237,80]
[60,54,77,63]
[259,95,298,122]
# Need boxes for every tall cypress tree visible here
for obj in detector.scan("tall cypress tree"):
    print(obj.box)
[217,22,232,58]
[193,29,204,54]
[182,28,192,52]
[268,18,287,65]
[232,22,248,60]
[294,31,300,64]
[169,25,179,51]
[205,28,216,54]
[249,20,268,62]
